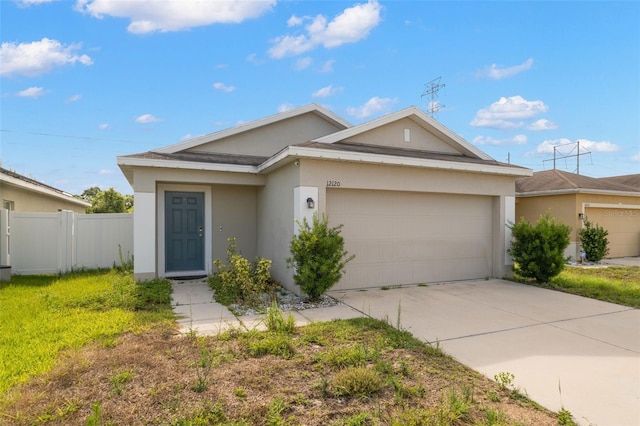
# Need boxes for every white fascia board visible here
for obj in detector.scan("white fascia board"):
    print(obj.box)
[313,106,493,161]
[517,188,640,197]
[154,103,352,154]
[1,175,91,207]
[116,156,258,174]
[260,146,532,177]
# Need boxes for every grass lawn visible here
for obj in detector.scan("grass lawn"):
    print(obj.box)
[546,266,640,308]
[0,270,565,425]
[0,269,174,395]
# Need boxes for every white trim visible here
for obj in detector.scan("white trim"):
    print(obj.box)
[0,173,91,208]
[312,106,493,161]
[260,146,532,177]
[517,189,640,197]
[157,184,212,278]
[117,156,259,174]
[154,104,352,154]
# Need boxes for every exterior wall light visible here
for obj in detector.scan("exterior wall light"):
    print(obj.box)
[306,197,315,209]
[578,213,584,219]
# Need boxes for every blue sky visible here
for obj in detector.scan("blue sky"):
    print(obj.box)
[1,0,638,195]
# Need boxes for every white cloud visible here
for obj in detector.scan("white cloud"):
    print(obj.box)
[479,58,534,80]
[98,169,113,175]
[269,0,382,58]
[135,113,162,123]
[0,37,93,77]
[312,84,343,98]
[293,57,312,70]
[213,82,235,93]
[472,134,527,146]
[287,15,305,27]
[527,138,620,156]
[66,94,82,103]
[98,123,110,130]
[17,0,55,6]
[75,0,275,33]
[470,95,548,129]
[346,96,397,119]
[527,118,558,131]
[245,53,264,65]
[278,103,295,113]
[16,86,45,98]
[631,153,640,162]
[321,59,335,73]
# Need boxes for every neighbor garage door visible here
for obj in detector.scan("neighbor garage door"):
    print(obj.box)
[584,206,640,257]
[327,189,493,291]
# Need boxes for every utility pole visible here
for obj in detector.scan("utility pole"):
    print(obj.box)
[543,140,591,174]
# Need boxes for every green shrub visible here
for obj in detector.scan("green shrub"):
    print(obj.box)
[578,218,609,262]
[287,213,355,301]
[211,238,272,307]
[507,212,571,283]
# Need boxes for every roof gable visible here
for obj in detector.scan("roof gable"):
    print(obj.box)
[312,106,492,160]
[155,104,351,156]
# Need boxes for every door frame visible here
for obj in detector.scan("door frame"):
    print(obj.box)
[157,184,212,278]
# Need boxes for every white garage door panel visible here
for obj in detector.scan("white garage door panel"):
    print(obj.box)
[328,189,493,290]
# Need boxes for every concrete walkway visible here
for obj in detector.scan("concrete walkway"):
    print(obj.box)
[170,277,364,335]
[332,280,640,426]
[171,277,639,426]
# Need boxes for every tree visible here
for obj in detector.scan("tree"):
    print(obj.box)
[78,187,132,214]
[287,213,355,301]
[507,211,571,283]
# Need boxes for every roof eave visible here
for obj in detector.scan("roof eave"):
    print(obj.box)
[517,188,640,197]
[0,175,91,207]
[259,146,532,177]
[116,155,259,174]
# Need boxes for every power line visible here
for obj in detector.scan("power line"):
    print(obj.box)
[0,128,146,144]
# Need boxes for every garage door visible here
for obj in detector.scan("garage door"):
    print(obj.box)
[327,189,493,291]
[584,207,640,257]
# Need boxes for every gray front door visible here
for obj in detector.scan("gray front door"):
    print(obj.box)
[165,191,204,272]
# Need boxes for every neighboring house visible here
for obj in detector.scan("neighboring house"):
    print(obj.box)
[515,170,640,260]
[0,167,90,213]
[117,104,531,292]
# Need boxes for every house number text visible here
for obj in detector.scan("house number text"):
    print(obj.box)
[326,180,341,187]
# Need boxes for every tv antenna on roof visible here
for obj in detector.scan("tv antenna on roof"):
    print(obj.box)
[422,76,446,119]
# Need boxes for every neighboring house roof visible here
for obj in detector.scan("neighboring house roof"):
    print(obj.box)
[516,169,640,196]
[118,104,532,183]
[0,167,91,207]
[598,174,640,191]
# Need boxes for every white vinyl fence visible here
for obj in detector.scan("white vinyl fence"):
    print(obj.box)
[0,209,132,275]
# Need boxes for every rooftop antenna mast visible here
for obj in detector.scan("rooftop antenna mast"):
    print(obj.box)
[422,77,445,119]
[542,140,592,174]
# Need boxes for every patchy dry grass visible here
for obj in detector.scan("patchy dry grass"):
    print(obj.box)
[2,317,561,425]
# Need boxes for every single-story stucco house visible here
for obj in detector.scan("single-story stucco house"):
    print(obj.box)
[117,104,531,292]
[515,169,640,260]
[0,167,91,214]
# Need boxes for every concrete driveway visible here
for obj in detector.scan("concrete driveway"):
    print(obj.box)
[331,280,640,426]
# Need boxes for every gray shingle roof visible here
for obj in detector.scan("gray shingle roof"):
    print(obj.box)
[516,169,640,193]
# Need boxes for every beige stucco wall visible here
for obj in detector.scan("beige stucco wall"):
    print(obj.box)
[256,161,299,290]
[516,193,640,259]
[0,184,87,213]
[211,185,257,262]
[345,117,459,154]
[187,112,345,157]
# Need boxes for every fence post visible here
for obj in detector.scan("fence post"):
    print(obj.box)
[57,210,74,273]
[0,209,9,266]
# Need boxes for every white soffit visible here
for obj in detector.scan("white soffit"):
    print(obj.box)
[154,103,352,154]
[312,106,493,161]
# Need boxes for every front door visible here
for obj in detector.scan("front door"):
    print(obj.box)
[165,191,204,272]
